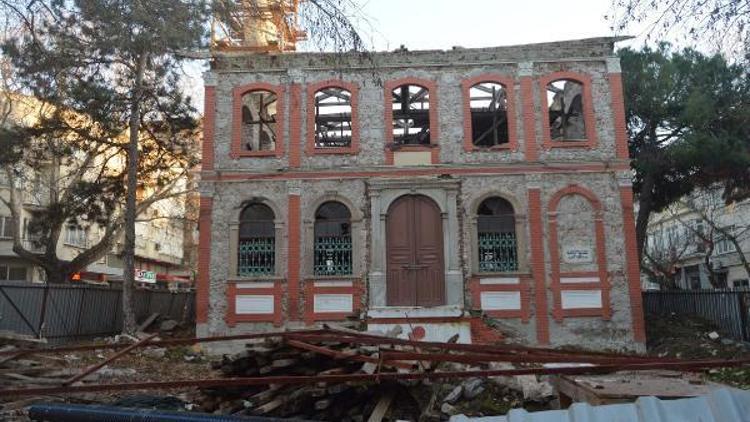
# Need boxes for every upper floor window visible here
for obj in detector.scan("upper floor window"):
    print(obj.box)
[314,201,352,276]
[469,82,509,147]
[391,84,430,146]
[477,197,518,273]
[313,87,353,149]
[546,79,586,141]
[65,224,87,247]
[241,90,277,152]
[238,203,275,276]
[0,216,14,238]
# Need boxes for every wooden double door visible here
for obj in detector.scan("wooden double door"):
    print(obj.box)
[386,195,445,306]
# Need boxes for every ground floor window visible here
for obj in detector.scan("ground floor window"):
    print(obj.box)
[314,202,352,276]
[477,197,518,272]
[0,265,27,281]
[238,203,275,276]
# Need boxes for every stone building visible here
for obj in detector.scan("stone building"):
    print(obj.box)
[197,37,646,350]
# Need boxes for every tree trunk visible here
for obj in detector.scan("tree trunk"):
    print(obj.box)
[122,53,147,334]
[635,173,655,264]
[44,267,66,284]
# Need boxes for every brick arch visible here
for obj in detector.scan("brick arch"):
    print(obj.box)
[231,82,286,158]
[547,185,611,322]
[539,71,597,149]
[305,79,360,155]
[383,77,440,165]
[461,74,518,152]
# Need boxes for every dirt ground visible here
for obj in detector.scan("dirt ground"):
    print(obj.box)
[645,312,750,388]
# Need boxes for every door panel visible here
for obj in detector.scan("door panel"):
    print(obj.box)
[386,195,445,306]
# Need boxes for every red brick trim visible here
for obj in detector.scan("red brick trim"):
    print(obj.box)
[289,84,302,168]
[609,73,630,160]
[547,185,611,321]
[204,162,631,183]
[619,186,647,342]
[384,77,440,165]
[461,74,518,152]
[288,194,301,320]
[305,79,359,155]
[225,280,284,327]
[539,72,597,150]
[303,278,363,325]
[521,77,538,161]
[196,196,213,324]
[231,82,286,158]
[528,189,549,344]
[468,275,531,321]
[202,86,216,171]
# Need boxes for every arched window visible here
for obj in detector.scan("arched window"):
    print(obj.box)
[469,82,509,147]
[477,197,518,272]
[313,87,353,149]
[241,90,277,151]
[314,201,352,276]
[546,79,586,141]
[238,203,275,276]
[391,84,430,145]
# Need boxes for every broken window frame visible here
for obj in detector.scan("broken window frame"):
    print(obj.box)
[543,76,592,145]
[240,89,278,152]
[312,86,354,150]
[390,83,432,146]
[541,73,595,147]
[468,81,510,148]
[477,197,519,273]
[238,203,276,277]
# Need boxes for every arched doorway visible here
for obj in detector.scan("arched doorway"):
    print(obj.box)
[386,195,445,306]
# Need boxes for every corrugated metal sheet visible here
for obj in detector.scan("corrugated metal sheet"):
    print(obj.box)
[449,388,750,422]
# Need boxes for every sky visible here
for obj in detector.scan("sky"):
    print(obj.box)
[185,0,650,111]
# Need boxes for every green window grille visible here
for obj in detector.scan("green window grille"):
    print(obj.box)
[238,237,275,276]
[478,232,518,273]
[314,235,352,276]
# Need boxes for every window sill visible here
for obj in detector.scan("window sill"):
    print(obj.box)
[389,143,437,151]
[473,271,530,278]
[306,274,358,280]
[465,144,512,152]
[543,140,593,149]
[229,276,283,282]
[308,147,358,155]
[232,150,279,158]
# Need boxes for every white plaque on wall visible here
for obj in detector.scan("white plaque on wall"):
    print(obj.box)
[480,291,521,311]
[560,290,602,309]
[314,294,353,313]
[563,245,593,264]
[236,295,275,314]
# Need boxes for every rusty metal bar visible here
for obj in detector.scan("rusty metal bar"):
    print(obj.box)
[378,350,684,365]
[2,357,749,398]
[285,333,661,361]
[285,339,414,369]
[0,329,331,357]
[62,333,159,386]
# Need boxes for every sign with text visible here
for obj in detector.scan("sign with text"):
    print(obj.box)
[135,269,157,284]
[562,245,593,264]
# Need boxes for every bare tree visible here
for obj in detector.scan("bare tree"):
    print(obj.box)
[643,220,692,289]
[610,0,750,61]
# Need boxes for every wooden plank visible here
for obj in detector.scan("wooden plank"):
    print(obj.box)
[367,391,395,422]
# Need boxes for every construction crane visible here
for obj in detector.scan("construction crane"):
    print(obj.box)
[211,0,307,52]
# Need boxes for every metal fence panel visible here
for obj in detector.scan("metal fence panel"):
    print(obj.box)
[643,289,750,342]
[0,281,194,343]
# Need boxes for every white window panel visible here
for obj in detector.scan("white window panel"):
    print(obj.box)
[480,291,521,311]
[561,290,602,309]
[235,295,274,314]
[314,294,353,313]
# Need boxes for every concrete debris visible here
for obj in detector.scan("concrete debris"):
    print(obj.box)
[708,331,720,340]
[159,319,179,332]
[462,378,485,400]
[141,347,167,359]
[441,402,459,416]
[443,385,463,404]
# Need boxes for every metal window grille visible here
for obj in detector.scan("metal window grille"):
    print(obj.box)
[238,237,275,276]
[478,232,518,272]
[314,235,352,276]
